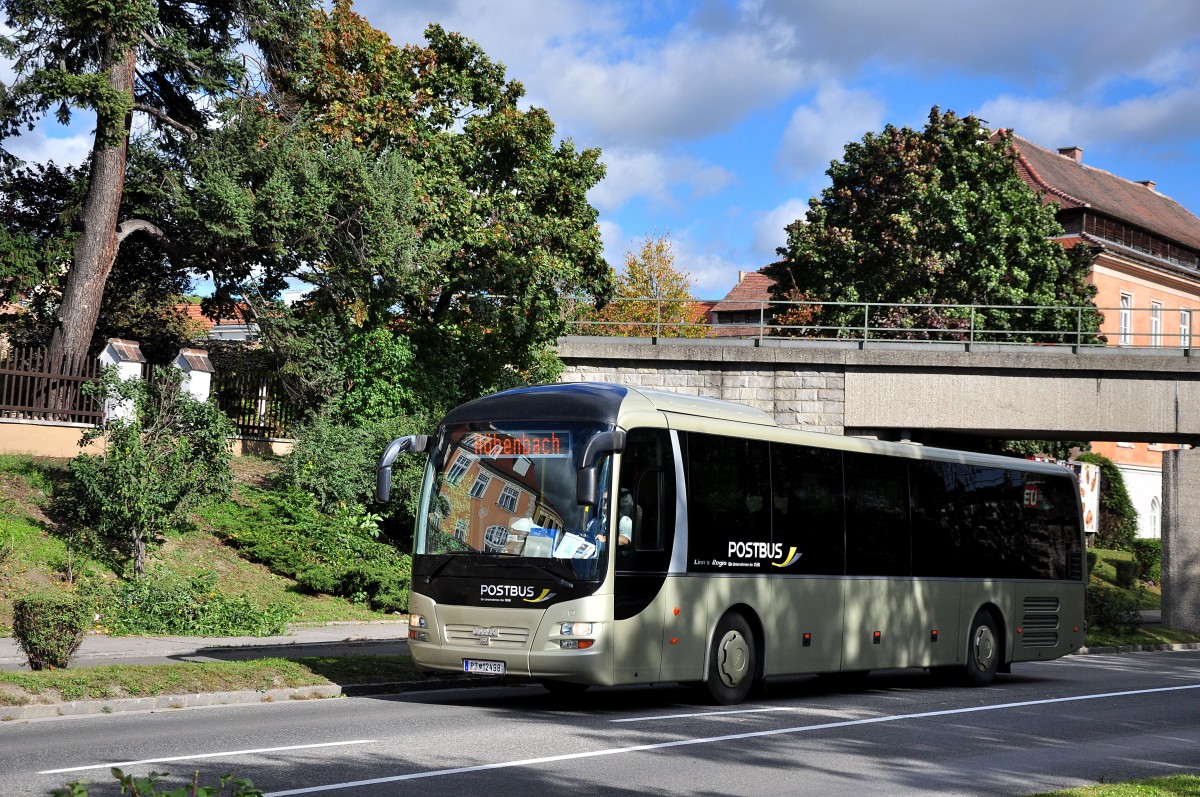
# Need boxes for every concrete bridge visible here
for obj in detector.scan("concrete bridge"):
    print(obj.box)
[556,335,1200,633]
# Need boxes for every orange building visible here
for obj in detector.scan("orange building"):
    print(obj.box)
[1010,136,1200,537]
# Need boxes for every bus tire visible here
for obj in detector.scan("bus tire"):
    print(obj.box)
[964,608,1000,687]
[706,613,756,705]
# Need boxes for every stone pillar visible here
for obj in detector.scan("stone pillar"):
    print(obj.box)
[1162,447,1200,635]
[174,348,215,402]
[98,338,146,423]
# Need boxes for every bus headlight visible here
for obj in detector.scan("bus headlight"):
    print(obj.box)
[560,622,593,636]
[409,614,428,642]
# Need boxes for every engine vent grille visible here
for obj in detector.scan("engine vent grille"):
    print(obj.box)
[1020,596,1061,648]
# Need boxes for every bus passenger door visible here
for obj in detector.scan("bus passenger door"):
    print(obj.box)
[613,428,675,685]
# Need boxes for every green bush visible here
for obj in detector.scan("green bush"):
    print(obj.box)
[1086,584,1142,634]
[1086,551,1097,576]
[98,570,290,637]
[1131,538,1162,578]
[56,768,262,796]
[57,368,235,577]
[203,486,411,612]
[1113,559,1140,589]
[12,592,91,670]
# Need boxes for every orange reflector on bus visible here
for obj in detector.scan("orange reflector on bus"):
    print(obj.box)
[670,637,678,645]
[673,607,681,616]
[803,633,811,647]
[931,629,938,642]
[873,631,881,644]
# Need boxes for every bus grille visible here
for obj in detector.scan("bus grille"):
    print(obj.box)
[1020,596,1060,647]
[444,624,531,647]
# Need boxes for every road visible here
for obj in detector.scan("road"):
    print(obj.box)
[5,650,1200,796]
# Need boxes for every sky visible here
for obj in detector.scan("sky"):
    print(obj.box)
[4,0,1200,299]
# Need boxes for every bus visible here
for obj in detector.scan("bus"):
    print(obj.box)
[376,382,1085,705]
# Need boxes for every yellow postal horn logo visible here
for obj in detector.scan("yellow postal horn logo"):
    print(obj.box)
[771,547,801,568]
[523,588,557,603]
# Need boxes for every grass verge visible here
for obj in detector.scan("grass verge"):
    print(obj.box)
[0,654,425,707]
[1036,774,1200,796]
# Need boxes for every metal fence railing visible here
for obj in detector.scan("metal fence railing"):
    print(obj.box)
[567,298,1196,351]
[211,365,297,439]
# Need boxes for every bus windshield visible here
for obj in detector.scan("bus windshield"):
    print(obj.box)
[416,422,613,573]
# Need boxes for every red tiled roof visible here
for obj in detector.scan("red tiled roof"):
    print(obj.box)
[710,271,775,312]
[173,303,254,332]
[1006,133,1200,251]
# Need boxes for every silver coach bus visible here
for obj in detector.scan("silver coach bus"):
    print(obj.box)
[377,383,1085,705]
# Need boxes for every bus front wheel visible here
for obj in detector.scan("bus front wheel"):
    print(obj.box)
[964,609,1000,687]
[706,613,756,705]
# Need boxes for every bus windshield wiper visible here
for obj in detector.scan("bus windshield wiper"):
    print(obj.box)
[424,554,457,584]
[525,562,575,590]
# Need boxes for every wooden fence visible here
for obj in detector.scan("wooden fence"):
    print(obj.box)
[0,345,103,424]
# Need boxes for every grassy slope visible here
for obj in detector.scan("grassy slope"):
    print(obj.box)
[0,454,388,635]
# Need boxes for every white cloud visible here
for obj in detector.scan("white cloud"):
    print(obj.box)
[589,148,736,212]
[777,83,885,180]
[978,86,1200,151]
[4,118,93,167]
[752,197,809,262]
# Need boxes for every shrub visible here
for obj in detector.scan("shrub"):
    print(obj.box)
[12,592,91,670]
[1131,538,1162,578]
[55,768,262,796]
[57,367,235,577]
[1113,559,1140,589]
[1086,585,1142,634]
[1086,551,1097,577]
[99,570,290,637]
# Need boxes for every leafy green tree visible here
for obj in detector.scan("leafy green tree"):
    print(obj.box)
[0,0,308,369]
[582,233,709,338]
[765,107,1100,342]
[262,1,611,405]
[0,160,201,361]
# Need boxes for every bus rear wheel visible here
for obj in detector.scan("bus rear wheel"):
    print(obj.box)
[706,613,756,705]
[964,609,1000,687]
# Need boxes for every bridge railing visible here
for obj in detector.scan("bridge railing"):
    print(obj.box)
[567,297,1196,351]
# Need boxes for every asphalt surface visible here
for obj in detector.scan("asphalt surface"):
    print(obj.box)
[1,611,1190,723]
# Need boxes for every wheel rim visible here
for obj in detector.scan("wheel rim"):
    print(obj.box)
[972,624,996,672]
[716,629,750,687]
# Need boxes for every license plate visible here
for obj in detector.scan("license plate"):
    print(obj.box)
[463,658,506,676]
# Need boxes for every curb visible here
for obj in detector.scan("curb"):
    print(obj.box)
[0,676,483,723]
[1077,641,1200,655]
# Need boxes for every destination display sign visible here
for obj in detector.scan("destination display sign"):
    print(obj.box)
[471,431,571,459]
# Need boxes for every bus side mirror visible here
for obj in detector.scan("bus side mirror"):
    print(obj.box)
[576,429,626,507]
[577,467,598,507]
[376,435,430,503]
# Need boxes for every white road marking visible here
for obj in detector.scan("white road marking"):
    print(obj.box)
[263,682,1200,795]
[39,740,377,775]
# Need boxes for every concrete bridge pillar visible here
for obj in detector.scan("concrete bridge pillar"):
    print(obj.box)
[1162,447,1200,635]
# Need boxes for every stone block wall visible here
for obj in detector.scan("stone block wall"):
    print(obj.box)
[559,361,846,434]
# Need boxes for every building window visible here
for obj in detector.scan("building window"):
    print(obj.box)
[1150,301,1162,347]
[497,483,520,512]
[1183,309,1193,349]
[484,525,509,552]
[454,519,468,541]
[446,454,472,486]
[1119,293,1132,346]
[468,472,491,498]
[1150,497,1161,540]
